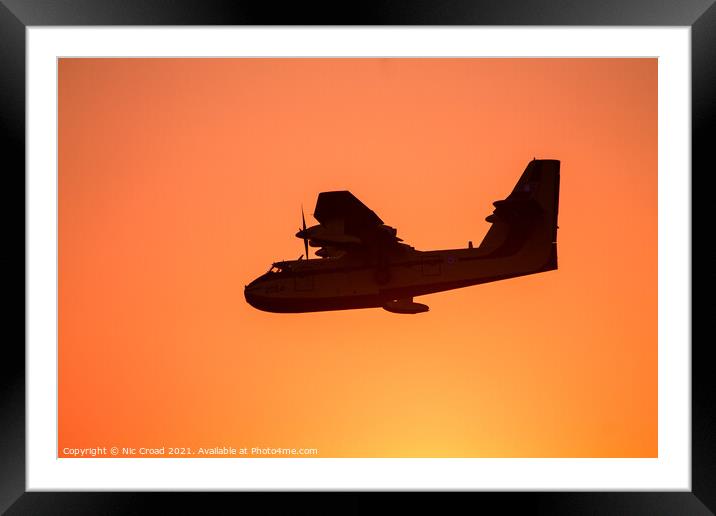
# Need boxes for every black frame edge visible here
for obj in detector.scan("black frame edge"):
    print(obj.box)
[0,0,26,515]
[692,1,716,513]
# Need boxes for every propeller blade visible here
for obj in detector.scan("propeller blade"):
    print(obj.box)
[301,205,309,259]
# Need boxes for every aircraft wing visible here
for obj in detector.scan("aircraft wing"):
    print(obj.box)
[314,191,384,230]
[302,191,409,255]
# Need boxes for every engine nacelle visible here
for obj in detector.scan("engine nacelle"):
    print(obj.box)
[296,224,362,245]
[315,247,346,258]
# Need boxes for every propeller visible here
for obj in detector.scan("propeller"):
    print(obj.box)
[301,205,309,259]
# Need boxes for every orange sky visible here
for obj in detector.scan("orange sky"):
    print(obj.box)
[58,58,657,458]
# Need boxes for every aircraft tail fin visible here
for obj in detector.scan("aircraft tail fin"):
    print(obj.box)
[477,159,560,271]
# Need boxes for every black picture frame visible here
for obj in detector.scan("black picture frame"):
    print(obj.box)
[3,1,713,514]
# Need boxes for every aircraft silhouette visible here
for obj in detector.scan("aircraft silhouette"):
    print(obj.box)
[245,159,560,314]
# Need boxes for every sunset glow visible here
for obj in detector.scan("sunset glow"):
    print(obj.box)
[58,58,657,457]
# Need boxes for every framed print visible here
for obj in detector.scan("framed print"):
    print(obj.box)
[3,1,714,514]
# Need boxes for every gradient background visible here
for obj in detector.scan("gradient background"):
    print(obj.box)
[58,58,656,458]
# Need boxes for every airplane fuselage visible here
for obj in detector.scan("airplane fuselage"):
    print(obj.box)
[244,241,557,314]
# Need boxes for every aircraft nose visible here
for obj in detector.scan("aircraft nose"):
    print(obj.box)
[244,283,277,313]
[244,285,259,308]
[244,275,270,309]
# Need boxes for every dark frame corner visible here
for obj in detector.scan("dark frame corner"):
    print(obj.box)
[3,1,714,514]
